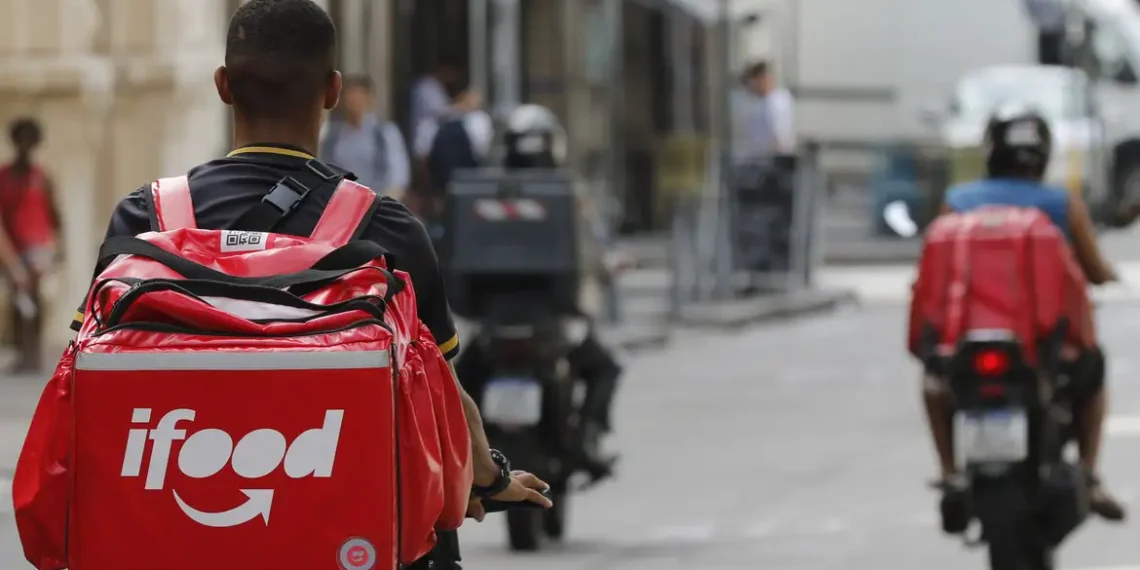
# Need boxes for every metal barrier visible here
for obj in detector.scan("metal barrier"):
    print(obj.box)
[664,145,826,316]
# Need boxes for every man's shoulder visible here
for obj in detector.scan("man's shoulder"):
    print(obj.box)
[360,197,427,242]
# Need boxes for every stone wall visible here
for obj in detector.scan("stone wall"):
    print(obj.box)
[0,0,228,347]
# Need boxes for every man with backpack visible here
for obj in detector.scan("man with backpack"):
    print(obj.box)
[926,104,1125,521]
[319,74,411,203]
[67,0,551,566]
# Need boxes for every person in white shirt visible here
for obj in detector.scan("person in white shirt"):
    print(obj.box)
[410,59,463,150]
[739,61,796,159]
[319,75,410,201]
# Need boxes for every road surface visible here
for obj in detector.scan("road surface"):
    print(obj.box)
[3,261,1140,568]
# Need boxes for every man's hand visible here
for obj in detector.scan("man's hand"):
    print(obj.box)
[466,470,553,522]
[7,263,30,292]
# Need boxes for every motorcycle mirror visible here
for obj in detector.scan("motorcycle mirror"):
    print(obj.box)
[883,200,919,238]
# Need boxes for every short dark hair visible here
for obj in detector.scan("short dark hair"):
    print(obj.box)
[742,60,770,82]
[343,74,373,92]
[9,118,41,145]
[225,0,337,120]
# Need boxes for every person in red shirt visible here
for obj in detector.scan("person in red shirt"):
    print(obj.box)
[1,118,63,372]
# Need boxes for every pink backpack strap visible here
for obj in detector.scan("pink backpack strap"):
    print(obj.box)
[309,179,379,247]
[150,176,198,231]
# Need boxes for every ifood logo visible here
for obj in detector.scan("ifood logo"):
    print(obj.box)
[121,408,344,528]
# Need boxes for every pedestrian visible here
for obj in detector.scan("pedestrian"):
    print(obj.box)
[738,60,797,161]
[411,58,463,147]
[70,1,551,567]
[319,74,411,202]
[413,75,493,222]
[1,118,63,373]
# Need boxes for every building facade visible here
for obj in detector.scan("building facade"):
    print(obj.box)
[0,0,741,346]
[1,0,229,346]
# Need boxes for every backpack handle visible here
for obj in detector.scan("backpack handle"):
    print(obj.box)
[98,277,394,330]
[97,236,404,297]
[149,176,198,231]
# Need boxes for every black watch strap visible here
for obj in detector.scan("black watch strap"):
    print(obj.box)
[472,450,512,498]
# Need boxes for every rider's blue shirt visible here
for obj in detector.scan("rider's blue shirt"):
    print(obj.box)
[945,178,1071,237]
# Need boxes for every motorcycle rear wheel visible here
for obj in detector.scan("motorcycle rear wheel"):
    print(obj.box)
[976,479,1055,570]
[506,509,544,552]
[542,483,570,540]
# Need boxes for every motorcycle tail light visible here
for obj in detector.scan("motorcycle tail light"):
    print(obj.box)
[973,349,1010,377]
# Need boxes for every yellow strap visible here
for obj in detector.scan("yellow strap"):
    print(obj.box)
[227,146,315,160]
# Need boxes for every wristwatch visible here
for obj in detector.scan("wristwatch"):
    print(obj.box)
[472,449,512,498]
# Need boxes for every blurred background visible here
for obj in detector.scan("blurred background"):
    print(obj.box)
[5,0,1140,568]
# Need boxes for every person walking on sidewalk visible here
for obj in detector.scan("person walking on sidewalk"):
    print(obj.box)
[319,74,411,202]
[0,118,62,373]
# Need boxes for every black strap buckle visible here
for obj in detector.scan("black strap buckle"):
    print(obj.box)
[262,177,310,214]
[260,160,341,215]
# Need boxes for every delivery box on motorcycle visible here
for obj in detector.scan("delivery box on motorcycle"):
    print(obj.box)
[443,169,580,316]
[908,206,1094,368]
[12,172,472,570]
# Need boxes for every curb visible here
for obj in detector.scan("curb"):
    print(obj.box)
[678,289,859,329]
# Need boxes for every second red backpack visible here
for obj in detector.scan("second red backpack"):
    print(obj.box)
[908,206,1094,367]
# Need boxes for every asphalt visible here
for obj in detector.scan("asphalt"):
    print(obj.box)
[5,300,1140,569]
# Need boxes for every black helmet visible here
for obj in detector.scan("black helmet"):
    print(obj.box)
[503,104,568,169]
[984,103,1052,177]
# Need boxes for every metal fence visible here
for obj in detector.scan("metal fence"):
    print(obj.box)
[663,145,827,317]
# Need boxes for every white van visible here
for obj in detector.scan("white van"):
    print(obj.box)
[1065,0,1140,211]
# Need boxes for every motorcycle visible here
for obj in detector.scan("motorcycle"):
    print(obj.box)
[937,333,1089,570]
[460,290,591,552]
[889,202,1090,570]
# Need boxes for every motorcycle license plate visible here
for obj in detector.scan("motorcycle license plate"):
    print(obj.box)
[955,409,1029,464]
[482,377,543,426]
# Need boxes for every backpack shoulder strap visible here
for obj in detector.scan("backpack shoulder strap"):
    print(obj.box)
[149,176,197,231]
[231,159,347,233]
[310,179,382,247]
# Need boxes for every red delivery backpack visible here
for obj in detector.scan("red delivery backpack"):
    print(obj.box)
[908,206,1094,367]
[12,164,472,570]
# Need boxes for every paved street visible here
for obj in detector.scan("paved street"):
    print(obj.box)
[4,231,1140,567]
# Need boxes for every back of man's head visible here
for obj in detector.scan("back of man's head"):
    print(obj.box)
[222,0,338,121]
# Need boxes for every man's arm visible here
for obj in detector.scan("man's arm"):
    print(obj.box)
[447,360,501,484]
[370,202,500,483]
[1069,193,1118,284]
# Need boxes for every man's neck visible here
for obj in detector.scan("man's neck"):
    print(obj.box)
[10,156,31,171]
[232,119,319,156]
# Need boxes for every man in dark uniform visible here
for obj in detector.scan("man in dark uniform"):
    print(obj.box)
[71,1,551,567]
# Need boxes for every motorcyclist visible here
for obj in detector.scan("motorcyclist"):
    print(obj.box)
[454,104,624,479]
[927,103,1125,521]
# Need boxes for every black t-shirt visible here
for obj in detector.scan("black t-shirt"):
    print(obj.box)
[71,144,460,360]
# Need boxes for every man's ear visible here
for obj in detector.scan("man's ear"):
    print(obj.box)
[324,71,343,111]
[214,66,234,106]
